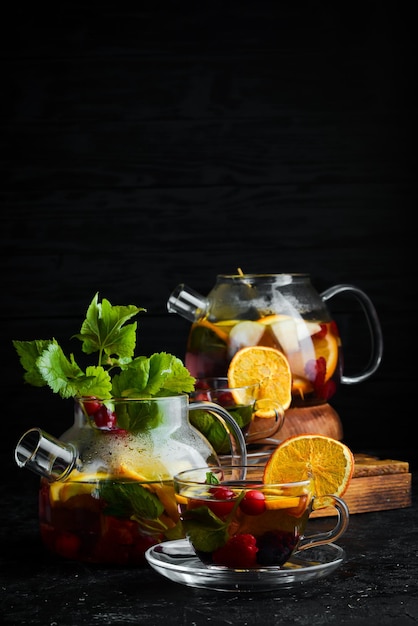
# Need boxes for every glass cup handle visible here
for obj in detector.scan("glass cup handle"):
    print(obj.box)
[189,401,247,474]
[245,399,285,443]
[254,399,285,426]
[297,495,350,551]
[321,284,383,384]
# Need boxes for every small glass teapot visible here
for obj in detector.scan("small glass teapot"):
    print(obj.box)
[15,395,247,565]
[167,273,383,439]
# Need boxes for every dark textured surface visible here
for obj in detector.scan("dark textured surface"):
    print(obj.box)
[0,468,417,625]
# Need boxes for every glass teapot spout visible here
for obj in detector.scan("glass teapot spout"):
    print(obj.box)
[167,284,209,322]
[15,427,77,481]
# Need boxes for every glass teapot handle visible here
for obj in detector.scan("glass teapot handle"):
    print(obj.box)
[189,401,247,474]
[321,284,383,384]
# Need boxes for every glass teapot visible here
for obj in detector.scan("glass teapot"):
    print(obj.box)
[14,395,246,565]
[167,273,383,436]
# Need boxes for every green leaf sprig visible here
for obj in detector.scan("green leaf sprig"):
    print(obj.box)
[13,292,196,402]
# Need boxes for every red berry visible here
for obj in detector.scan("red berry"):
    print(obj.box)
[55,531,81,559]
[213,534,258,568]
[320,378,337,401]
[195,380,211,390]
[305,356,337,400]
[193,391,211,401]
[83,397,101,415]
[313,323,328,339]
[330,320,339,337]
[103,516,136,545]
[207,486,235,517]
[216,391,235,407]
[239,490,266,515]
[93,405,117,429]
[194,381,211,401]
[209,486,234,499]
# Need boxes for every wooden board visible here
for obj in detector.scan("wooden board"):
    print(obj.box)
[311,454,412,517]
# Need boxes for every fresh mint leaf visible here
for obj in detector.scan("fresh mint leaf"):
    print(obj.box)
[114,399,158,432]
[74,293,145,362]
[99,481,164,519]
[73,365,113,399]
[13,294,195,429]
[182,506,229,552]
[111,356,151,397]
[13,339,53,387]
[146,352,195,395]
[190,404,252,454]
[189,410,231,454]
[36,343,83,398]
[36,343,112,399]
[205,471,220,485]
[112,352,195,398]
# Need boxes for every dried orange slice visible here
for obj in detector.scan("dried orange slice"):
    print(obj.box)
[263,434,354,503]
[227,346,292,415]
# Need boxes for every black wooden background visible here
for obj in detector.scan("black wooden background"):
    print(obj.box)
[1,2,416,474]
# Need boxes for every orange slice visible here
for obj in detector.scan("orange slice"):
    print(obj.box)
[266,493,310,517]
[264,496,300,510]
[263,434,354,505]
[197,319,230,342]
[291,375,313,398]
[312,332,339,381]
[119,463,178,520]
[258,314,292,325]
[227,346,292,415]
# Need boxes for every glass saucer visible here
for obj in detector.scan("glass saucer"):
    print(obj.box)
[145,538,345,592]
